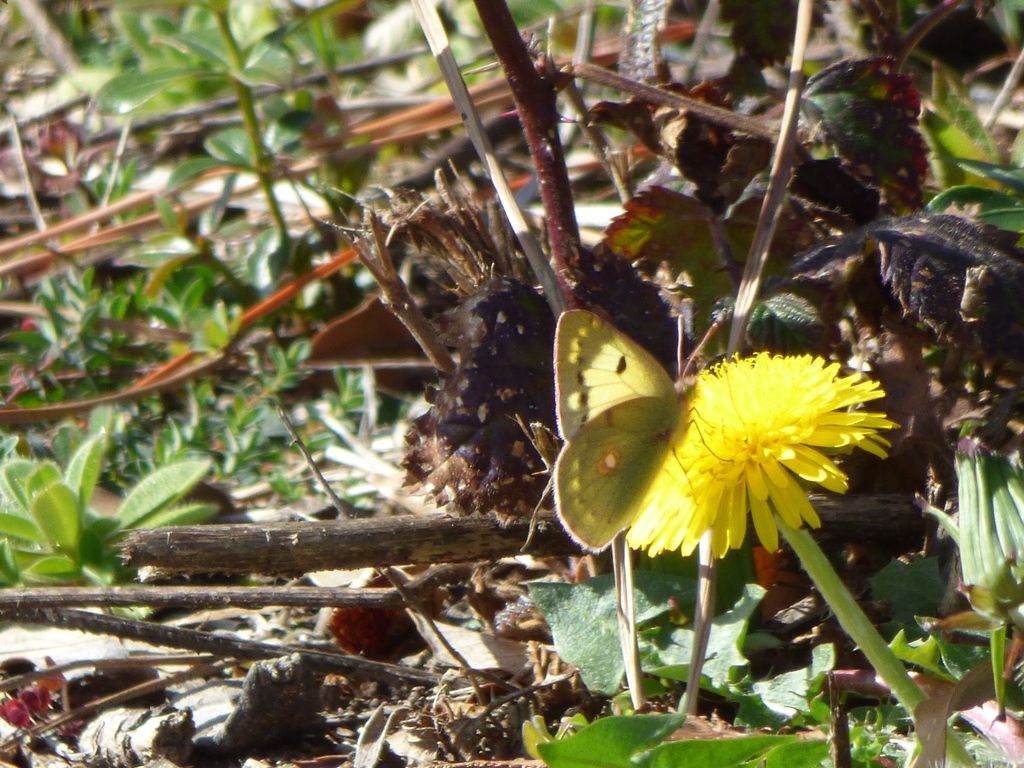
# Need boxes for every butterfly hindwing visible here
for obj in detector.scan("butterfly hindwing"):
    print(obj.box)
[554,394,681,550]
[555,310,677,442]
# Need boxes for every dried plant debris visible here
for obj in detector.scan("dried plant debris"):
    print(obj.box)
[793,214,1024,362]
[404,278,556,520]
[590,85,771,214]
[384,185,523,293]
[78,706,195,768]
[803,57,928,212]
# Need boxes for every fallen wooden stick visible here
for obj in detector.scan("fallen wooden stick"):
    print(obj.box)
[121,496,926,577]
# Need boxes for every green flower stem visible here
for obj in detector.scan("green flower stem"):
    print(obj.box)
[777,517,926,714]
[213,8,290,243]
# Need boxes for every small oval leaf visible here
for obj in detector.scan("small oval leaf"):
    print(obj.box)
[96,68,197,115]
[0,512,46,544]
[31,482,81,555]
[65,433,107,507]
[117,460,211,529]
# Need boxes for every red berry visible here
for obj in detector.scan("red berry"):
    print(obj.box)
[18,687,46,713]
[2,698,30,728]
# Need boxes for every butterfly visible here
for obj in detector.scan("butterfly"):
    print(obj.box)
[553,309,689,550]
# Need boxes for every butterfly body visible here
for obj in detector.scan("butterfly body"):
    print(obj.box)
[553,310,687,550]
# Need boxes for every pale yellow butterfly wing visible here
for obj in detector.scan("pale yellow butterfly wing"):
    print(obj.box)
[554,310,677,442]
[554,395,682,550]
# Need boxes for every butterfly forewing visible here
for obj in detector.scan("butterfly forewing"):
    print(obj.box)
[554,395,682,550]
[555,310,677,442]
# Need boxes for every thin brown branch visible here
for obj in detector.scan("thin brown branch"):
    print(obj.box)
[14,0,79,72]
[0,607,439,686]
[896,0,966,69]
[0,352,227,425]
[0,584,403,610]
[359,213,455,374]
[573,61,778,141]
[473,0,580,297]
[0,654,219,695]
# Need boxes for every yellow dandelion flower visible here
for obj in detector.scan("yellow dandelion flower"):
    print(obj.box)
[626,353,897,558]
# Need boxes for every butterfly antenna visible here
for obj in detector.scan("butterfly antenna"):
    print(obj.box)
[676,320,721,395]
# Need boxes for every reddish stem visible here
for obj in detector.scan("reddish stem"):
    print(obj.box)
[472,0,579,302]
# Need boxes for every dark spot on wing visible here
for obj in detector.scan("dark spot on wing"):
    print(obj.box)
[616,355,627,375]
[579,391,589,410]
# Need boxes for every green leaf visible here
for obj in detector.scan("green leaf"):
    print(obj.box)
[26,462,62,500]
[603,188,729,310]
[920,67,1001,190]
[804,57,927,211]
[537,713,686,768]
[241,39,294,85]
[245,229,289,290]
[31,482,81,555]
[65,433,107,507]
[162,29,231,70]
[889,630,950,680]
[78,528,126,586]
[128,501,216,529]
[122,234,201,268]
[529,571,695,694]
[96,67,198,114]
[204,127,255,168]
[761,739,831,768]
[167,157,226,191]
[868,557,945,627]
[0,459,37,514]
[649,583,766,690]
[953,159,1024,195]
[20,554,80,584]
[738,643,836,727]
[0,541,20,585]
[926,185,1024,231]
[747,293,822,353]
[0,512,46,544]
[645,735,812,768]
[934,632,989,679]
[117,459,211,529]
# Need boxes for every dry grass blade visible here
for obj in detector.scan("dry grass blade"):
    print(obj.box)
[410,0,565,315]
[688,0,816,718]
